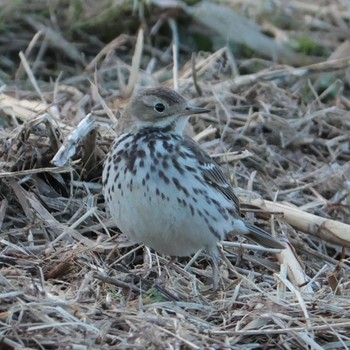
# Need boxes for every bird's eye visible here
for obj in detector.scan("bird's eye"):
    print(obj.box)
[154,103,165,112]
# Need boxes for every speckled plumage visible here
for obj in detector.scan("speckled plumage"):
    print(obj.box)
[102,87,284,287]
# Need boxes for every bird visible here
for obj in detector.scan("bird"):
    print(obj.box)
[102,87,284,288]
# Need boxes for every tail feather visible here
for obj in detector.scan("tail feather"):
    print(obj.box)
[244,223,285,249]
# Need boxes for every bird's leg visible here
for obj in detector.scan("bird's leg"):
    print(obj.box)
[158,256,177,283]
[166,256,178,270]
[211,257,219,290]
[209,249,221,290]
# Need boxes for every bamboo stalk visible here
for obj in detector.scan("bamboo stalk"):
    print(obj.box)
[247,198,350,248]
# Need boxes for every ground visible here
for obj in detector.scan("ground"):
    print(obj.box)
[0,1,350,349]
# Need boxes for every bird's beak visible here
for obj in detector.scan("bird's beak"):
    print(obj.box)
[183,105,210,115]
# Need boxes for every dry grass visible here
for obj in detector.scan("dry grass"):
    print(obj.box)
[1,1,350,349]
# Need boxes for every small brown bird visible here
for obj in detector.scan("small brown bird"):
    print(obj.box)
[102,87,284,287]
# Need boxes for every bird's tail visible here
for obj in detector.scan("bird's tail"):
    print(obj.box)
[244,223,285,249]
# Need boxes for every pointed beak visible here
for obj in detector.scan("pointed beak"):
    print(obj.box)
[183,105,210,115]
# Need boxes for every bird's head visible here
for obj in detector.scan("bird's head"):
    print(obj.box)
[118,87,209,134]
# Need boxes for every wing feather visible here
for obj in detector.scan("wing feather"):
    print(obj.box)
[183,136,285,250]
[183,136,240,214]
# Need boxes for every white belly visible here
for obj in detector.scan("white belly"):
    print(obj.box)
[102,132,237,257]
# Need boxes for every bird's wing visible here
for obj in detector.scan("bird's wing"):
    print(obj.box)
[183,136,285,250]
[183,136,241,214]
[244,223,285,249]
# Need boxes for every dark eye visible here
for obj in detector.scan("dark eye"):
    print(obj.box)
[154,103,165,112]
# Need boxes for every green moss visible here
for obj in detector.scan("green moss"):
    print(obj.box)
[192,32,213,52]
[143,287,168,303]
[185,0,203,5]
[297,36,326,56]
